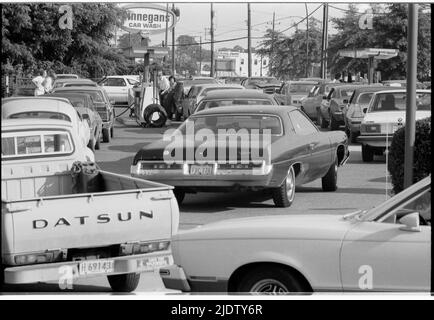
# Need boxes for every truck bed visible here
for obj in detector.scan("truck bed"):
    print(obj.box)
[1,162,168,201]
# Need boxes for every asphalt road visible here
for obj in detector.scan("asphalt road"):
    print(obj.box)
[2,113,394,294]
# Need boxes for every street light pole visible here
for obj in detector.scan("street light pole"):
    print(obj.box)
[165,3,169,47]
[305,4,309,78]
[404,4,418,189]
[171,3,175,75]
[320,3,328,79]
[199,36,202,76]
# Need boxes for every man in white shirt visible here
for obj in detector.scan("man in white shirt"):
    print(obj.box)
[32,70,46,96]
[43,70,55,93]
[157,71,170,105]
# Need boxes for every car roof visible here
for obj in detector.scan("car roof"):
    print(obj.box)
[55,78,95,83]
[192,104,296,117]
[351,85,398,95]
[1,118,74,130]
[1,97,76,119]
[198,89,274,100]
[46,92,93,100]
[54,86,105,92]
[373,89,431,94]
[287,80,318,85]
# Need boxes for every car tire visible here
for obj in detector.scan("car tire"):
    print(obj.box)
[237,266,307,294]
[88,138,95,151]
[107,273,140,292]
[317,109,328,129]
[362,145,374,162]
[173,188,185,205]
[272,166,296,207]
[94,135,100,150]
[349,130,358,144]
[322,158,338,191]
[329,114,339,130]
[102,128,110,143]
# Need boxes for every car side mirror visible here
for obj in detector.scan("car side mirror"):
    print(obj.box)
[362,107,368,114]
[399,212,421,232]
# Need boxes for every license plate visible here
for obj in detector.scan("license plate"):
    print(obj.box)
[190,164,213,175]
[79,259,115,275]
[136,255,173,271]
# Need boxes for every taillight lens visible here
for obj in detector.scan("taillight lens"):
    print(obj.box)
[13,250,66,266]
[120,241,170,256]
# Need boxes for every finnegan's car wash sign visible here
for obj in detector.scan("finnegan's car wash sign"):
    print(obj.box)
[121,3,177,35]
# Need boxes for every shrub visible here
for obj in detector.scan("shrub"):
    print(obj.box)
[388,116,431,194]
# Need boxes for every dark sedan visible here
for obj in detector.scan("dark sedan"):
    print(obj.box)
[131,105,349,207]
[193,89,280,114]
[53,86,115,143]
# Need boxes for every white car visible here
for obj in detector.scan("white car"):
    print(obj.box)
[357,89,431,162]
[1,97,92,156]
[160,176,431,293]
[98,75,140,106]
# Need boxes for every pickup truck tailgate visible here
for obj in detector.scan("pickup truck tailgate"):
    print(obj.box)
[3,186,176,254]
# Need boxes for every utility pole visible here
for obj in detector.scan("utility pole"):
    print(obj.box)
[320,3,328,79]
[247,3,252,77]
[305,4,309,78]
[165,3,169,47]
[199,36,202,75]
[404,4,418,189]
[210,3,215,77]
[270,12,275,76]
[171,3,175,75]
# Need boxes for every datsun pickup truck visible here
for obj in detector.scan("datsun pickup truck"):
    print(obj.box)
[1,118,179,292]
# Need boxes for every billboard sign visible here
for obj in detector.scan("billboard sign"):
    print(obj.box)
[120,3,177,35]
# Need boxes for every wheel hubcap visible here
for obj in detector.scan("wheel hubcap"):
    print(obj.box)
[286,168,295,201]
[250,279,289,294]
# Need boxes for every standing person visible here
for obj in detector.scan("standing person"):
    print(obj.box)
[157,71,170,106]
[43,70,55,93]
[170,76,184,121]
[32,70,46,96]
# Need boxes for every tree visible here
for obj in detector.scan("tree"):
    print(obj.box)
[2,3,130,78]
[328,3,431,81]
[257,18,322,79]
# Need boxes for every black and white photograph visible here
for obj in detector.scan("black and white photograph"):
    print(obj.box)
[0,0,432,306]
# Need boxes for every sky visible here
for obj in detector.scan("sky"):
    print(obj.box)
[116,2,374,51]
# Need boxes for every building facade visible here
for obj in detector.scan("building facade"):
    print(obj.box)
[215,50,269,77]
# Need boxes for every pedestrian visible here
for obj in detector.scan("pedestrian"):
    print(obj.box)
[32,70,46,96]
[170,76,184,121]
[157,71,170,106]
[43,70,56,93]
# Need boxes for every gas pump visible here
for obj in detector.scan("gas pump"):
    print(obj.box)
[131,50,168,127]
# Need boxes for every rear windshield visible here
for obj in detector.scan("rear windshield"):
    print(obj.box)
[63,90,105,103]
[196,99,273,112]
[178,114,283,135]
[2,131,73,159]
[8,111,71,122]
[370,92,431,112]
[289,84,314,93]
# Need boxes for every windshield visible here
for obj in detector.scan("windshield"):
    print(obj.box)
[176,114,283,135]
[196,99,273,112]
[289,84,314,93]
[370,92,431,112]
[8,111,71,122]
